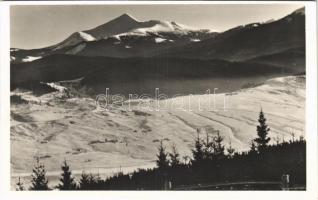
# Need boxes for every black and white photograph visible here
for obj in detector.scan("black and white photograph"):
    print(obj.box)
[4,1,314,193]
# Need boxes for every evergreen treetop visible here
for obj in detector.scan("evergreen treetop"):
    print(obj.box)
[191,130,204,164]
[169,143,180,167]
[156,140,169,170]
[254,109,271,152]
[57,160,77,190]
[29,158,49,190]
[16,177,24,191]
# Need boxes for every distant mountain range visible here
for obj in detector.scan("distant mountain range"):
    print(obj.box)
[11,7,305,96]
[11,13,216,63]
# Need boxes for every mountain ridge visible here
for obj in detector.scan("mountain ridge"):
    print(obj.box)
[10,13,216,63]
[156,7,305,61]
[11,7,304,63]
[10,7,305,96]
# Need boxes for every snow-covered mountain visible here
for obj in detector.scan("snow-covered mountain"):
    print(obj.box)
[11,7,305,63]
[11,7,305,94]
[86,13,204,39]
[11,13,216,62]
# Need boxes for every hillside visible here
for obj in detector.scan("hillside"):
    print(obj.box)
[159,7,305,62]
[11,54,304,97]
[11,76,305,188]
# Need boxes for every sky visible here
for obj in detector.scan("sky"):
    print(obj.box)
[11,4,303,49]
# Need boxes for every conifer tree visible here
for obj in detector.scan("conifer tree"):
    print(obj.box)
[254,109,271,152]
[191,130,204,164]
[79,171,90,190]
[16,177,24,191]
[156,140,169,170]
[169,143,180,167]
[57,160,77,190]
[213,131,225,159]
[29,158,49,190]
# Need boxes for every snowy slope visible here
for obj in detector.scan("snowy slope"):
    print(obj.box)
[78,31,96,41]
[113,20,202,38]
[52,31,96,50]
[10,76,305,188]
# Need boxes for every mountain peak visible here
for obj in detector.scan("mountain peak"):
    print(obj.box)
[83,13,140,39]
[115,13,139,23]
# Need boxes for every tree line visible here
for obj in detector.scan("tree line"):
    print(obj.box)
[16,110,306,190]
